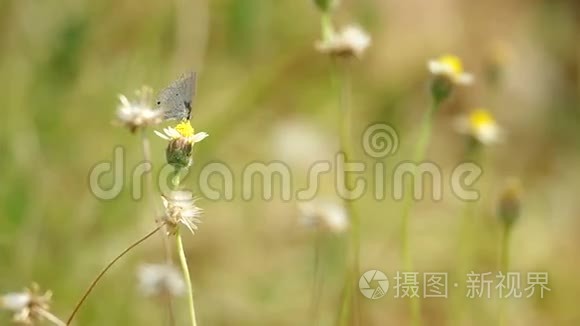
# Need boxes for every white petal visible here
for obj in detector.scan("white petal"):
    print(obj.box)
[456,73,474,85]
[181,221,196,235]
[167,129,181,139]
[1,293,30,310]
[192,132,209,143]
[428,60,445,74]
[154,130,171,140]
[160,195,170,208]
[118,95,131,107]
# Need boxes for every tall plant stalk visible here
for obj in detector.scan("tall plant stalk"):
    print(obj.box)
[310,230,323,325]
[498,227,512,326]
[451,144,481,325]
[399,99,440,326]
[176,230,197,326]
[171,170,198,326]
[335,61,361,326]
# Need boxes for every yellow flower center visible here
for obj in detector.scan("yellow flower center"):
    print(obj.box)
[469,109,495,131]
[174,120,194,138]
[439,55,464,76]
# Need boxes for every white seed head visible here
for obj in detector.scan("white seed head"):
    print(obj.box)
[161,190,203,235]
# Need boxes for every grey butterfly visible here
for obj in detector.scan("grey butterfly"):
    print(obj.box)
[156,72,196,121]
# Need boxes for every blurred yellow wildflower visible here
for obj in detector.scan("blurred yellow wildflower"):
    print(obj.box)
[455,108,502,145]
[428,55,474,85]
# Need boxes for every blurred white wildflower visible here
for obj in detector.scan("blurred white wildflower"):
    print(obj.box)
[316,25,371,59]
[116,86,163,133]
[0,284,58,325]
[455,109,503,145]
[161,190,202,235]
[137,263,185,297]
[428,55,473,85]
[298,200,349,234]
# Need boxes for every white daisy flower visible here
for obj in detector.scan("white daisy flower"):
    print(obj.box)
[161,190,203,235]
[137,263,186,297]
[428,55,474,85]
[455,109,503,145]
[154,120,208,144]
[316,25,371,59]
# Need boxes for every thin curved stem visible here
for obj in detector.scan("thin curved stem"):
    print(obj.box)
[176,230,197,326]
[66,225,163,325]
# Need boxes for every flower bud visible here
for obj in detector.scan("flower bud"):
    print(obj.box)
[313,0,339,12]
[430,75,453,106]
[166,138,193,170]
[497,178,522,229]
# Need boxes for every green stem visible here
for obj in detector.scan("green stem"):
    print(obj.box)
[321,13,334,42]
[140,129,175,325]
[451,201,476,326]
[310,230,323,326]
[176,230,198,326]
[400,99,439,326]
[498,227,512,326]
[171,169,182,190]
[334,61,361,325]
[451,145,481,326]
[66,225,163,325]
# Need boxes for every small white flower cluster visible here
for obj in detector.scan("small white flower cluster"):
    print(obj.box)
[427,55,474,85]
[316,25,371,59]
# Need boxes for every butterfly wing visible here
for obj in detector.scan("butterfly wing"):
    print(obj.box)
[156,72,196,121]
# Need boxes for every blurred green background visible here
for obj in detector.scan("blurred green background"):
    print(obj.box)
[1,0,580,325]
